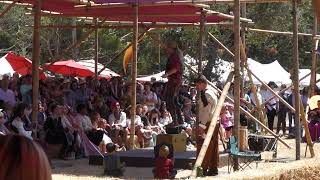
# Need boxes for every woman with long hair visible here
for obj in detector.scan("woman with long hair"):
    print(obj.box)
[0,134,52,180]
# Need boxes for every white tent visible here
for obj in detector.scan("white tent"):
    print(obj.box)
[77,59,119,78]
[136,71,168,82]
[184,55,292,85]
[299,69,320,87]
[0,54,15,77]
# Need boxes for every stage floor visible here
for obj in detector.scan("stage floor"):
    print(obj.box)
[115,147,228,169]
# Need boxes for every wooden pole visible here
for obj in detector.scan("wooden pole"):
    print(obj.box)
[196,10,206,140]
[98,28,152,75]
[299,97,315,157]
[310,14,318,97]
[0,0,16,18]
[240,3,246,98]
[247,28,320,39]
[94,18,99,79]
[191,73,234,178]
[233,0,240,171]
[240,41,267,130]
[245,67,295,112]
[184,63,292,149]
[292,0,300,160]
[208,32,234,57]
[262,66,320,106]
[129,3,138,150]
[158,33,161,72]
[31,0,41,138]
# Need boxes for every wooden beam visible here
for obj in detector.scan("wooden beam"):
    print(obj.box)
[25,22,236,29]
[62,17,108,55]
[184,63,292,149]
[195,10,206,143]
[208,32,235,57]
[129,3,138,150]
[299,97,315,158]
[292,0,300,160]
[31,0,41,138]
[94,18,99,79]
[245,67,295,112]
[309,14,318,97]
[262,66,320,106]
[240,41,267,131]
[233,0,241,171]
[248,28,320,39]
[191,72,234,178]
[0,0,16,18]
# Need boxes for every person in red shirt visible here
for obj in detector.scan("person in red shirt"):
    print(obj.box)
[162,41,184,125]
[154,144,174,179]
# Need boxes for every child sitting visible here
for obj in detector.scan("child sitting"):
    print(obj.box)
[154,144,175,179]
[103,143,124,177]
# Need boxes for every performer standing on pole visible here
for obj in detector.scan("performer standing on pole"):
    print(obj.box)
[162,41,184,125]
[194,75,220,176]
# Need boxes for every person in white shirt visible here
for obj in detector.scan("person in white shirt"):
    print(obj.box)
[159,102,173,128]
[108,101,127,147]
[194,75,219,176]
[143,82,158,111]
[76,104,112,152]
[264,82,278,131]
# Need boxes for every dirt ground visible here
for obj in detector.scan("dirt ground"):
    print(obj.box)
[52,139,320,180]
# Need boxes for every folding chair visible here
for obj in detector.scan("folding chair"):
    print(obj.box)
[228,136,261,173]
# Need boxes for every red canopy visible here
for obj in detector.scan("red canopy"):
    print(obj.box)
[44,60,94,77]
[5,52,46,79]
[11,0,251,24]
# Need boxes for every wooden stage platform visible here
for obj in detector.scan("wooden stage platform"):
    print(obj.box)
[89,147,229,169]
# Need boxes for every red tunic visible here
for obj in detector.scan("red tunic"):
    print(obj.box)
[165,52,182,85]
[154,157,174,179]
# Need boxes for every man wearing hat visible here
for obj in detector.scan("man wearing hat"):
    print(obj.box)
[194,75,220,176]
[162,41,184,124]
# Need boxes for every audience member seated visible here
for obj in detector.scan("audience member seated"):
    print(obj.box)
[44,103,78,160]
[143,82,158,111]
[76,104,112,154]
[10,103,33,140]
[0,74,16,106]
[159,102,173,128]
[0,111,10,135]
[108,101,127,148]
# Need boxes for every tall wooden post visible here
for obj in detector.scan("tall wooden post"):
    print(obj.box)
[196,10,206,138]
[158,33,161,72]
[292,0,300,160]
[71,18,78,59]
[233,0,241,170]
[31,0,41,137]
[129,3,138,150]
[94,18,99,79]
[240,3,246,97]
[310,13,318,97]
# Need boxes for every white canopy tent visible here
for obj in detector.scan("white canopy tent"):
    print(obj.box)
[184,55,292,85]
[298,69,320,87]
[136,71,168,82]
[0,54,15,77]
[77,59,120,78]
